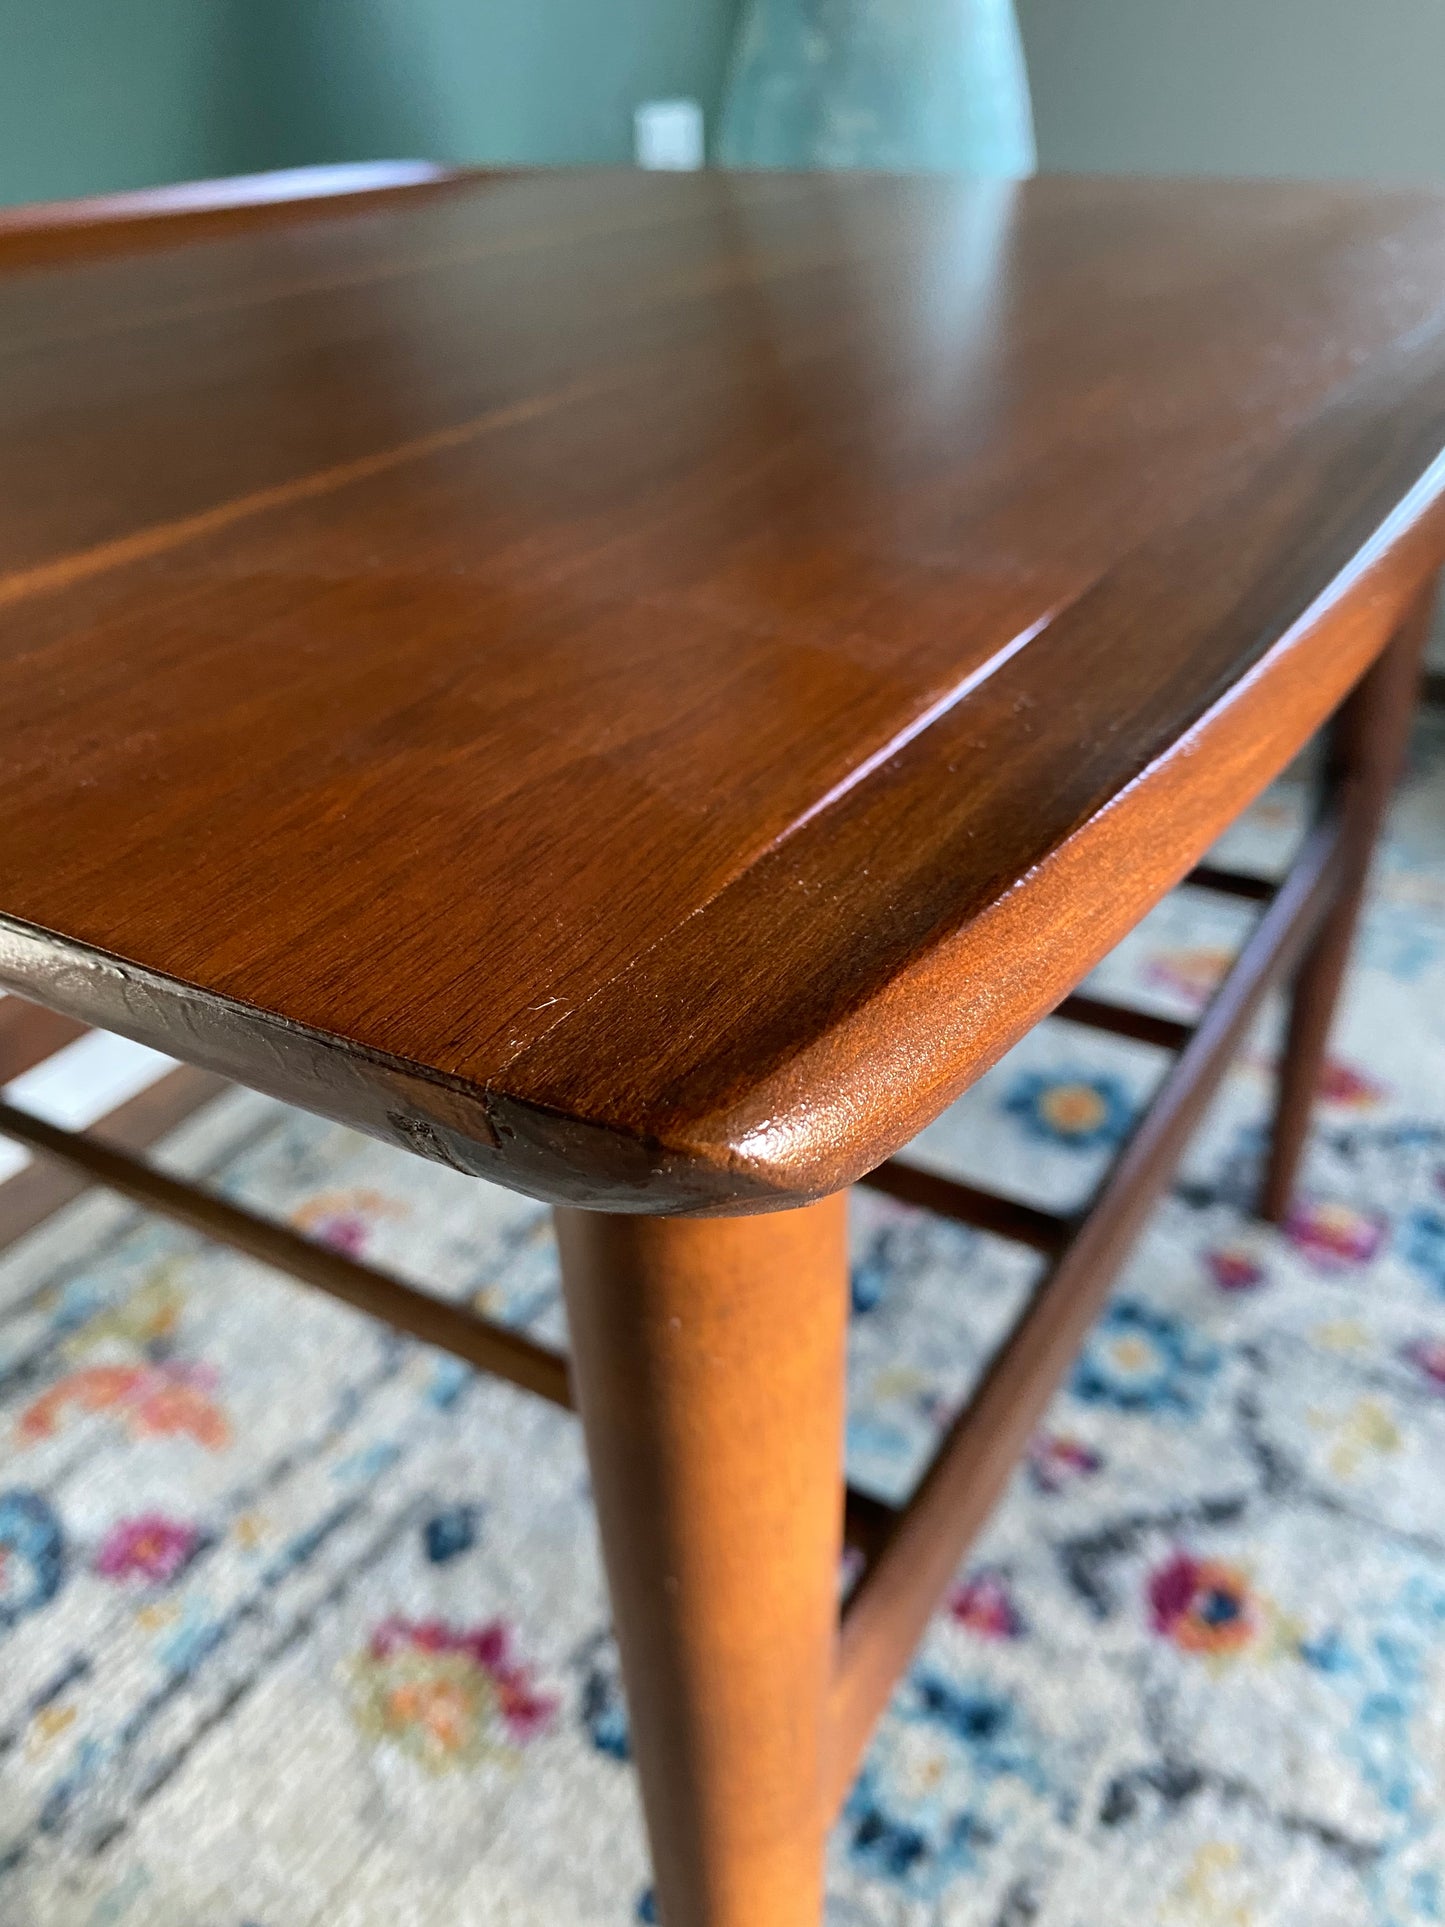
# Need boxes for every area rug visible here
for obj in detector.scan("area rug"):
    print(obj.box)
[4,715,1445,1927]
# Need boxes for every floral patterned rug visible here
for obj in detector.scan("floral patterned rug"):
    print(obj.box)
[4,714,1445,1927]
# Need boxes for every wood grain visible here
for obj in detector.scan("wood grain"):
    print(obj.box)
[3,171,1445,1211]
[557,1197,848,1924]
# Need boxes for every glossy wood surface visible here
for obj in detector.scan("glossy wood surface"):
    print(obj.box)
[5,169,1445,1211]
[557,1198,848,1924]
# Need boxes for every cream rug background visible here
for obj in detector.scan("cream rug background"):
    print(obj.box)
[4,718,1445,1925]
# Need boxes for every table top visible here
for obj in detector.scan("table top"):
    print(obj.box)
[3,167,1445,1213]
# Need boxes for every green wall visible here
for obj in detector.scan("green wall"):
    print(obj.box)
[0,0,253,206]
[10,1,1445,210]
[1016,0,1445,181]
[244,0,741,172]
[16,0,1445,210]
[0,0,743,209]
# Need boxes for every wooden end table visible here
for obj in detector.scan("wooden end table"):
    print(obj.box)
[1,163,1443,1925]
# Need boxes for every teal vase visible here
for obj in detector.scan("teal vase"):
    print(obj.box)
[717,0,1036,176]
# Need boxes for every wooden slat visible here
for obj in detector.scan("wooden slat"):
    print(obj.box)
[843,1487,898,1563]
[1262,612,1430,1220]
[828,813,1343,1805]
[1185,862,1278,902]
[0,1064,227,1252]
[855,1160,1073,1254]
[0,1098,574,1410]
[1054,992,1192,1052]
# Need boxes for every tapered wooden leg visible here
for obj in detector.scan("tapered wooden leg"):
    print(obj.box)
[1260,578,1436,1221]
[556,1196,848,1927]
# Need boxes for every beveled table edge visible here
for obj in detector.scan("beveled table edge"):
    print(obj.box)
[5,473,1443,1216]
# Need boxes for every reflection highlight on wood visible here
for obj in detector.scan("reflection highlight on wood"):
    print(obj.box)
[4,164,1444,1922]
[4,173,1445,1209]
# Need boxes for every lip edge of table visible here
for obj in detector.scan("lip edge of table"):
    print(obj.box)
[0,162,500,276]
[477,453,1445,1207]
[2,507,1437,1219]
[8,201,1445,1217]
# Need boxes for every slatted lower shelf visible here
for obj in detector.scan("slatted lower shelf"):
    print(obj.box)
[831,818,1339,1798]
[0,827,1337,1817]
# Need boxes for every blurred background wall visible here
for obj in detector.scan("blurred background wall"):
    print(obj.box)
[0,0,742,205]
[0,0,247,204]
[234,0,740,175]
[1016,0,1445,180]
[6,0,1445,208]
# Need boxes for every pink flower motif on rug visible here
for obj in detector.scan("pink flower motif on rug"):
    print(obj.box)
[18,1363,230,1450]
[1148,1552,1257,1657]
[350,1616,558,1772]
[1142,946,1233,1011]
[1402,1337,1445,1393]
[94,1514,204,1584]
[948,1571,1026,1640]
[1284,1200,1387,1272]
[1204,1246,1268,1293]
[1316,1059,1389,1110]
[1026,1433,1103,1494]
[293,1188,405,1258]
